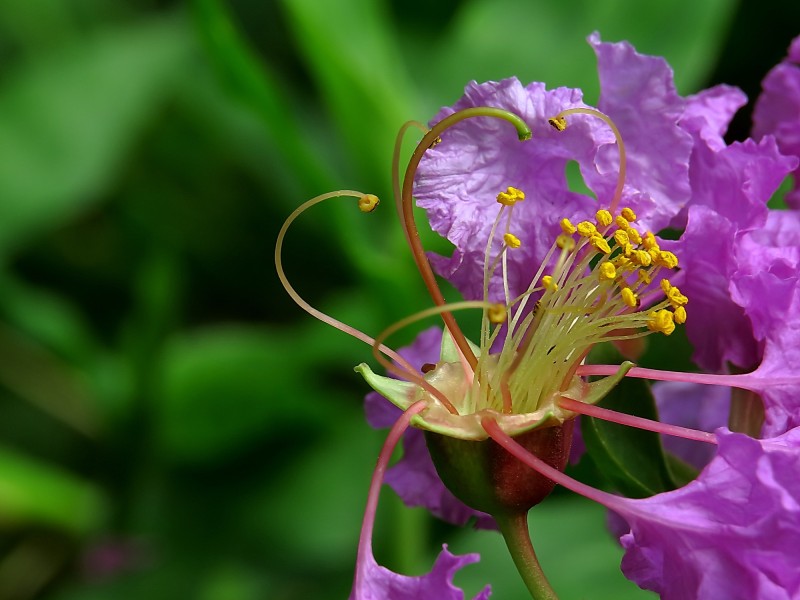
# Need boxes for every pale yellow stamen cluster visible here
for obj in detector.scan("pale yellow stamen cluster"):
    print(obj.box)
[470,192,689,417]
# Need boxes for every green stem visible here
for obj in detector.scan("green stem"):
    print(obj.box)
[496,513,558,600]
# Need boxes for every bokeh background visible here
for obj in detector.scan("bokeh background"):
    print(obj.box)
[0,1,798,598]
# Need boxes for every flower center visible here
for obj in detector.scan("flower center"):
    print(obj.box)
[423,191,688,418]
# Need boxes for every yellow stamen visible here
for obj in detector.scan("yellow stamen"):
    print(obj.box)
[661,279,672,294]
[614,229,630,246]
[556,234,576,250]
[542,275,558,291]
[596,209,613,227]
[657,251,679,269]
[642,231,659,251]
[637,270,652,285]
[621,207,637,222]
[621,287,638,308]
[497,186,525,206]
[632,249,652,267]
[560,218,577,235]
[667,286,688,308]
[503,233,521,248]
[674,306,687,324]
[577,221,597,238]
[548,116,567,131]
[488,304,507,323]
[590,235,612,254]
[627,227,643,245]
[647,309,676,335]
[358,194,380,213]
[599,262,616,281]
[615,215,630,229]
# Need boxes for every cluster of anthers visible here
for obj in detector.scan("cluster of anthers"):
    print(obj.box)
[469,182,689,423]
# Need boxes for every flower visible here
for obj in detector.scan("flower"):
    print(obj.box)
[276,31,800,600]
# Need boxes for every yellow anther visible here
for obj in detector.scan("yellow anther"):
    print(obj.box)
[560,218,577,235]
[496,186,526,206]
[648,248,661,263]
[621,287,638,308]
[674,306,687,324]
[358,194,380,213]
[657,251,679,269]
[661,279,672,294]
[633,249,652,267]
[590,235,612,254]
[429,136,443,149]
[598,262,616,281]
[667,286,688,308]
[637,270,652,285]
[642,231,659,251]
[613,255,633,271]
[614,229,630,246]
[621,207,637,222]
[577,221,597,238]
[615,215,630,229]
[623,242,635,257]
[548,116,567,131]
[488,304,507,324]
[596,209,613,227]
[556,234,576,251]
[647,309,676,336]
[542,275,558,292]
[627,227,643,246]
[503,233,521,248]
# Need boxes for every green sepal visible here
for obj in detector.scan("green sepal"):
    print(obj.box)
[354,362,565,440]
[561,361,635,406]
[439,329,481,363]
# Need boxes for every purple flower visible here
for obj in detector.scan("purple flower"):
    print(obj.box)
[753,35,800,208]
[351,544,490,600]
[617,427,800,599]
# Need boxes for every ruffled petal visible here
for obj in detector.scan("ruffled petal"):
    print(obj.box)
[618,428,800,600]
[351,544,491,600]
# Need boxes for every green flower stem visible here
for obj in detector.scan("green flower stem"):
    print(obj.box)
[496,513,559,600]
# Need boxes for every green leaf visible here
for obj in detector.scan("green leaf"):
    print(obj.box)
[155,326,339,464]
[0,16,192,257]
[414,0,736,104]
[0,446,106,533]
[279,0,419,185]
[581,375,675,498]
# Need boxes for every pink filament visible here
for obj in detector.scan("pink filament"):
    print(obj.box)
[558,396,717,444]
[353,401,426,588]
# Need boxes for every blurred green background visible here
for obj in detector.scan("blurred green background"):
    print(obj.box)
[0,0,797,598]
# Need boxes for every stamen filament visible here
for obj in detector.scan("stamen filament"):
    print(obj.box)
[392,120,429,241]
[554,107,627,213]
[275,190,415,373]
[353,401,427,592]
[401,108,532,370]
[576,364,769,391]
[558,396,717,444]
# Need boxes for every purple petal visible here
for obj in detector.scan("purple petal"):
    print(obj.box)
[680,84,747,152]
[351,544,491,600]
[363,326,494,528]
[415,77,611,301]
[753,35,800,208]
[618,428,800,599]
[730,213,800,436]
[587,32,694,233]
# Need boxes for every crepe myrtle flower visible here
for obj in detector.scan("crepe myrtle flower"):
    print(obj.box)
[275,35,800,599]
